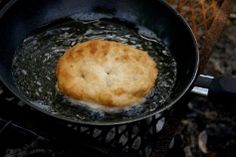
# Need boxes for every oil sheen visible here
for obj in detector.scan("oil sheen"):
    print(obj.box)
[12,18,177,122]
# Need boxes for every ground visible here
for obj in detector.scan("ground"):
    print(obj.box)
[177,5,236,157]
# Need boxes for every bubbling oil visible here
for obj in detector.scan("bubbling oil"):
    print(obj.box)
[12,18,177,122]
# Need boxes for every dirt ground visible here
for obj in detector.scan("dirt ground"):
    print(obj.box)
[176,4,236,157]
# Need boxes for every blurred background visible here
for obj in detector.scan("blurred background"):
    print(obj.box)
[166,1,236,157]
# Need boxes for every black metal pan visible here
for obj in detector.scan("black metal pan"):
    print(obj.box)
[0,0,235,126]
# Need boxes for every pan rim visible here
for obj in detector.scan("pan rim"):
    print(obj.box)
[0,0,199,126]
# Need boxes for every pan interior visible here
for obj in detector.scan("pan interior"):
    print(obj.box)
[12,17,177,123]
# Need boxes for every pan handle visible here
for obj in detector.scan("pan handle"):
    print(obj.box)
[191,74,236,103]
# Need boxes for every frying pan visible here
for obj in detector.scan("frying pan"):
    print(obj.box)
[0,0,235,126]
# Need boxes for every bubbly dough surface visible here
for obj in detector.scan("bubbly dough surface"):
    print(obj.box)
[56,39,158,107]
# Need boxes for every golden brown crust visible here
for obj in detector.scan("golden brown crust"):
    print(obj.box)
[56,39,158,107]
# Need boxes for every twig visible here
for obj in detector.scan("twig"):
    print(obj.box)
[229,13,236,19]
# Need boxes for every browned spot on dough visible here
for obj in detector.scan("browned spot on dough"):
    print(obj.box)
[100,93,114,107]
[87,41,98,54]
[76,48,83,53]
[113,88,125,96]
[81,73,85,78]
[123,48,129,53]
[101,43,110,56]
[101,43,110,50]
[133,89,146,97]
[122,54,129,60]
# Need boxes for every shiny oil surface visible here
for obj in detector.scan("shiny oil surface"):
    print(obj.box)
[12,18,177,122]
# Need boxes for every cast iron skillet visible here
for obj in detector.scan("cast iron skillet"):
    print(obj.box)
[0,0,226,126]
